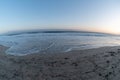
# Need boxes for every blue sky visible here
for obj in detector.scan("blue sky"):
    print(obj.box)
[0,0,120,34]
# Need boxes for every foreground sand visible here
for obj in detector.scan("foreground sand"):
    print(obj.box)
[1,45,120,80]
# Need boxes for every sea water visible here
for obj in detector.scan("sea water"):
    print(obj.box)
[0,32,119,55]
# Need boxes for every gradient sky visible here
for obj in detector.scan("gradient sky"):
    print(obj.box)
[0,0,120,34]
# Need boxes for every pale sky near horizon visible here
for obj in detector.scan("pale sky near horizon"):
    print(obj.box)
[0,0,120,34]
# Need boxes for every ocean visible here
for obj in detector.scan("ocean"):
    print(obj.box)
[0,32,119,56]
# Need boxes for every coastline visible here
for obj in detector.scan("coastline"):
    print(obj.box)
[1,45,120,80]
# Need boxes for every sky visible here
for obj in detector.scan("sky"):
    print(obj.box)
[0,0,120,34]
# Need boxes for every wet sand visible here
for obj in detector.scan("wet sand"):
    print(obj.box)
[1,45,120,80]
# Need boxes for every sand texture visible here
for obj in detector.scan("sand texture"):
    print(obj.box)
[0,45,120,80]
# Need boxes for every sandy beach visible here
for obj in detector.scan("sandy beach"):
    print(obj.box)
[0,45,120,80]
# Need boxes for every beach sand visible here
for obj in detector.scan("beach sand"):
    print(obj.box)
[0,45,120,80]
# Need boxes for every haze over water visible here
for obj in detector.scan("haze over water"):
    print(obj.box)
[0,0,120,55]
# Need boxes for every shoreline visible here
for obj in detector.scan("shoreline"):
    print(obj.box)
[3,44,120,56]
[0,45,120,80]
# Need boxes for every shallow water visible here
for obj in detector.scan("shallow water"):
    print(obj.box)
[0,32,119,55]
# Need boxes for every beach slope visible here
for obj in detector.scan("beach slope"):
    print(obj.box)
[0,45,120,80]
